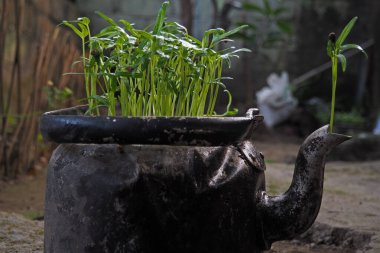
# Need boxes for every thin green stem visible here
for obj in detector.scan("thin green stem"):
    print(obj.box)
[329,55,338,133]
[82,38,91,110]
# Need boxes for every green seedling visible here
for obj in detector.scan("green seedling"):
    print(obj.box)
[326,16,367,133]
[63,1,249,117]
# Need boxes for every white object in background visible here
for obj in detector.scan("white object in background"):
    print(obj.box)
[374,115,380,135]
[256,71,297,128]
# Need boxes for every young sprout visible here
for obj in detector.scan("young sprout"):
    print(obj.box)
[62,1,249,117]
[326,16,367,133]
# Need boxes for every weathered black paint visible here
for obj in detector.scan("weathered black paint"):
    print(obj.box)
[40,106,262,146]
[40,106,349,253]
[257,126,350,249]
[45,143,266,253]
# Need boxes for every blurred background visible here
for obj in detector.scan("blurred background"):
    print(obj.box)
[0,0,379,195]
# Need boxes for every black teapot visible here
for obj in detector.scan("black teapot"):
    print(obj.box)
[41,106,349,253]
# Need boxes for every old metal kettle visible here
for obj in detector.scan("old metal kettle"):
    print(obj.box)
[40,106,349,253]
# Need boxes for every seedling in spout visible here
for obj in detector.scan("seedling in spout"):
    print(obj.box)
[326,16,367,133]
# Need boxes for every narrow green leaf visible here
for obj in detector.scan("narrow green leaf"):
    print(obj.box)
[97,26,126,38]
[327,40,334,58]
[162,21,181,32]
[222,108,239,116]
[119,20,139,37]
[223,48,252,56]
[236,22,257,30]
[78,17,90,26]
[340,43,368,58]
[221,90,238,116]
[153,1,170,34]
[337,54,347,72]
[186,34,202,46]
[139,30,153,40]
[96,11,118,26]
[62,21,84,39]
[77,23,89,37]
[211,25,249,47]
[201,29,214,47]
[336,16,358,48]
[220,25,248,38]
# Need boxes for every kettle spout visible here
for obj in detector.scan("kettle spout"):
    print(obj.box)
[256,125,350,249]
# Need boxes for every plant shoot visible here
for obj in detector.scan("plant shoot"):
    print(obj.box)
[63,1,249,117]
[326,16,367,133]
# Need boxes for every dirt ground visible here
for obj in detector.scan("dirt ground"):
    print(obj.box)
[0,137,379,253]
[258,140,380,253]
